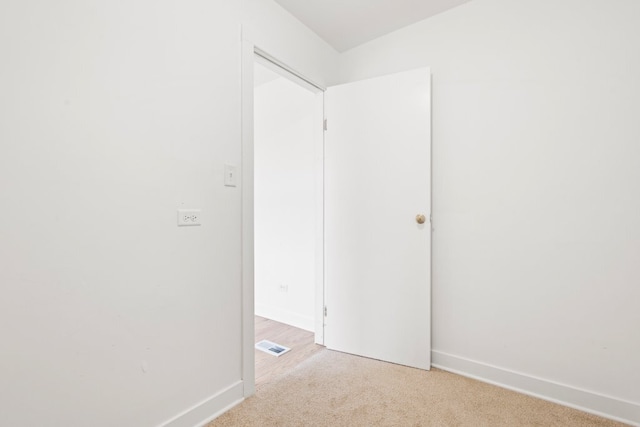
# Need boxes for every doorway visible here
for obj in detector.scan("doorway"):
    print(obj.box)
[253,59,320,333]
[241,42,432,398]
[251,52,326,388]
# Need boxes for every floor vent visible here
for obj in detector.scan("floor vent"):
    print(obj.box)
[255,340,291,357]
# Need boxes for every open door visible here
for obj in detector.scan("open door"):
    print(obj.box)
[324,68,431,370]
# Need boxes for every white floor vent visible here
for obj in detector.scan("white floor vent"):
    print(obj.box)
[255,340,291,357]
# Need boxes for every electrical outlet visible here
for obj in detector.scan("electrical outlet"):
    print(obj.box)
[177,209,201,226]
[279,284,288,293]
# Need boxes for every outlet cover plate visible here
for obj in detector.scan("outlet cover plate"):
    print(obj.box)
[177,209,201,226]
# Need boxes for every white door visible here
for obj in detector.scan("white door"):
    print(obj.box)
[325,68,431,370]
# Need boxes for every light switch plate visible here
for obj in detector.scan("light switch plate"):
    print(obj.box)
[177,209,201,226]
[224,164,237,187]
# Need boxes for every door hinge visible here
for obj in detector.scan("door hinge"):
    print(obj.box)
[323,118,328,131]
[324,306,327,317]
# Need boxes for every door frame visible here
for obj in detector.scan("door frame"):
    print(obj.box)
[241,39,326,397]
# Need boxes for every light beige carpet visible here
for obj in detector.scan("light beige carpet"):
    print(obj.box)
[210,349,628,427]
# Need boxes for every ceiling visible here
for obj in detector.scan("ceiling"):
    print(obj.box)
[273,0,473,52]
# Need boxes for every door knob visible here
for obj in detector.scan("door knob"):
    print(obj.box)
[416,214,426,224]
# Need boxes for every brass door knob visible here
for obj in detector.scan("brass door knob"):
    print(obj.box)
[416,214,426,224]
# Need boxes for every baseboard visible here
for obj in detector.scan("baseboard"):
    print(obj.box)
[432,351,640,427]
[157,381,244,427]
[255,304,314,332]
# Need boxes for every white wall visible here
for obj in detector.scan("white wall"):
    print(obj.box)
[0,1,242,426]
[0,0,336,426]
[339,0,640,423]
[254,71,319,332]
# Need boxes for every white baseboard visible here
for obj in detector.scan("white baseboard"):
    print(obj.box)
[255,304,314,332]
[432,351,640,427]
[157,381,244,427]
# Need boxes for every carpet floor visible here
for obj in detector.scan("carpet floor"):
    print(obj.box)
[209,349,628,427]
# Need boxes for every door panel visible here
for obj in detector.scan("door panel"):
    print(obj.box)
[325,68,431,369]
